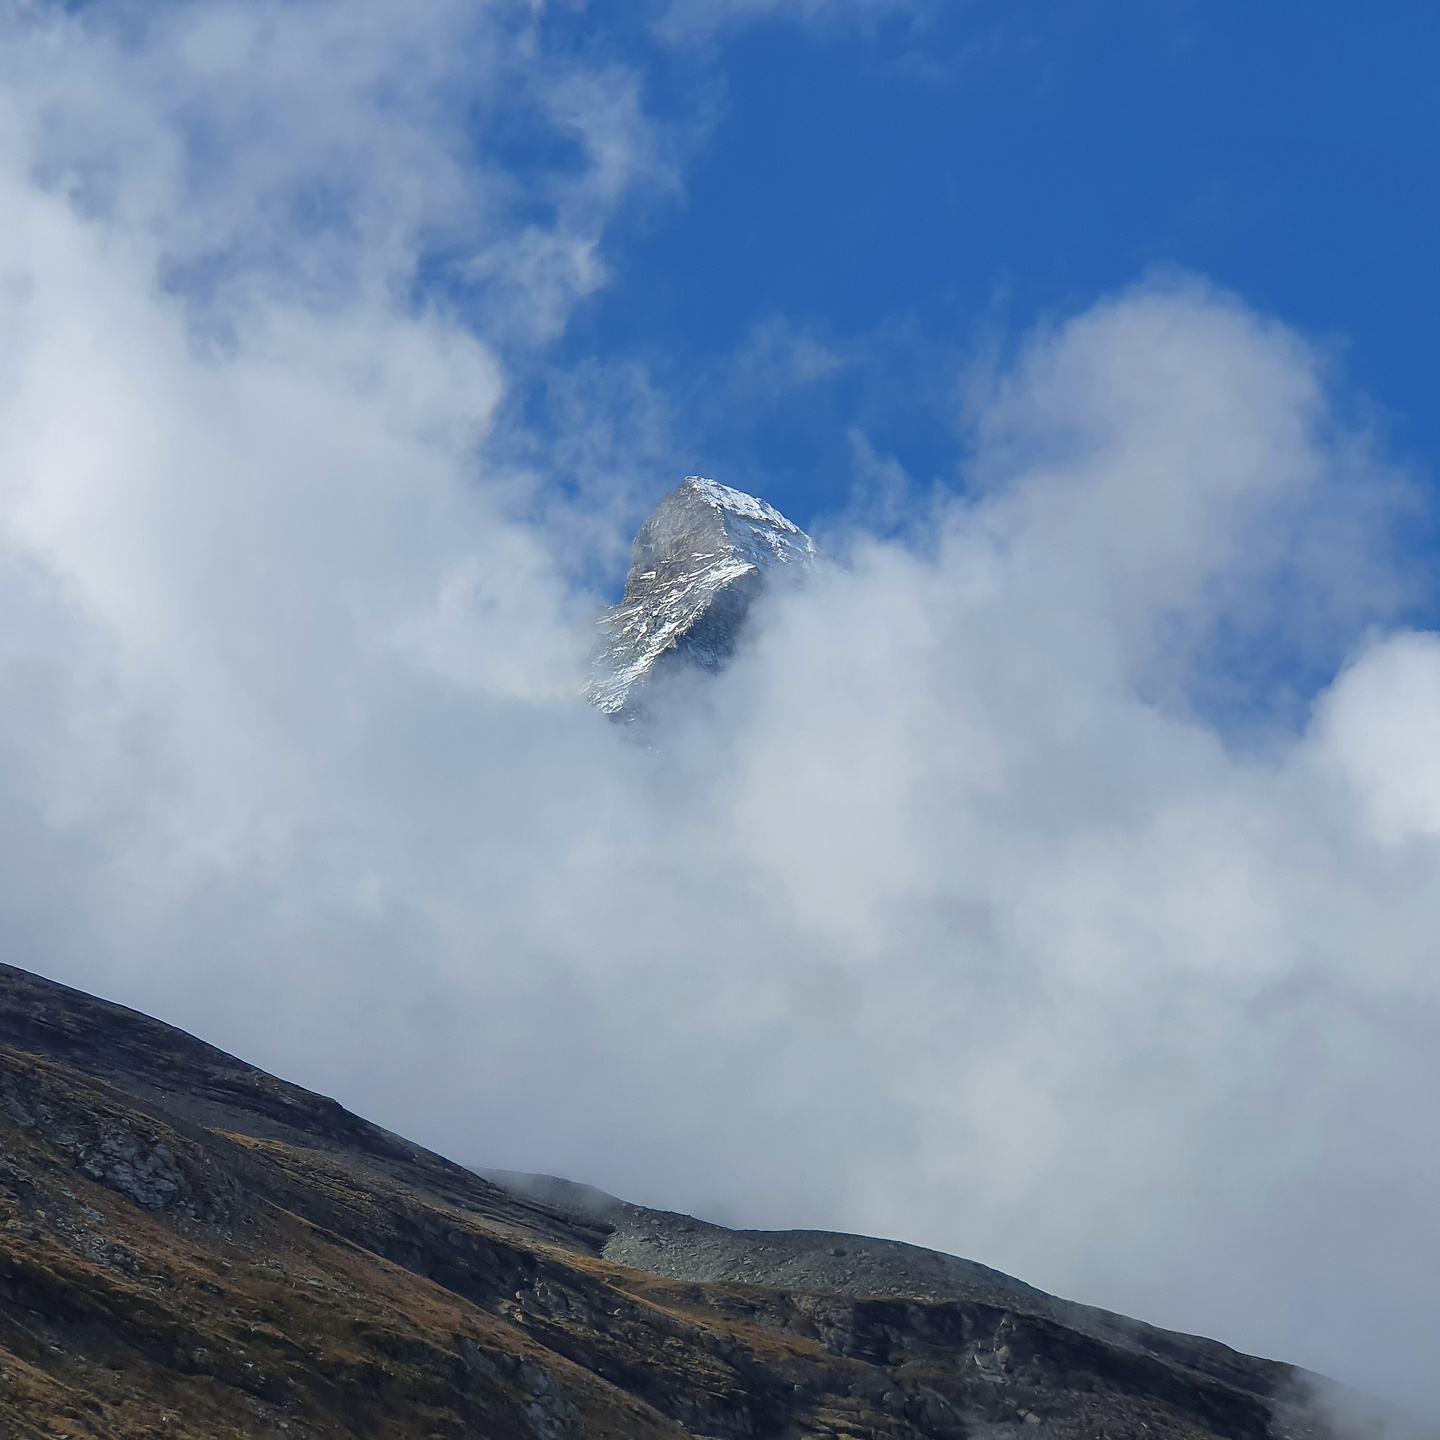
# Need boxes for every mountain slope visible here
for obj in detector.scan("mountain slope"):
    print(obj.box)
[478,1170,1300,1405]
[0,962,1400,1439]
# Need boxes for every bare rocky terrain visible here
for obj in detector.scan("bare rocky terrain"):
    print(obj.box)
[477,1170,1301,1400]
[0,961,1419,1439]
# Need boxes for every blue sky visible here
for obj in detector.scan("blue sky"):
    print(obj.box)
[535,2,1438,544]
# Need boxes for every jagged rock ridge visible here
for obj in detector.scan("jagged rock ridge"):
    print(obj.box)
[587,475,816,715]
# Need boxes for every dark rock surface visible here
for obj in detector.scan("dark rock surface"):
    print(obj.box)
[0,961,1421,1439]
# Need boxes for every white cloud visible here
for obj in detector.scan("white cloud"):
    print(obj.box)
[2,0,675,341]
[1,1,1439,1425]
[1314,633,1440,844]
[726,317,848,391]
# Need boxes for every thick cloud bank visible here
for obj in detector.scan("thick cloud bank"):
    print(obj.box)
[2,0,1438,1420]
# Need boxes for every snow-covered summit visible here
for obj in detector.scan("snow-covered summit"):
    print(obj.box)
[587,476,816,716]
[684,476,799,531]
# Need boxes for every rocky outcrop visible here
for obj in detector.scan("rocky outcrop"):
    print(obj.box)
[0,1052,240,1222]
[588,476,816,716]
[480,1169,1308,1421]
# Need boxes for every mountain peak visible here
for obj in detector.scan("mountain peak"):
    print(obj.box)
[677,473,803,532]
[587,476,816,715]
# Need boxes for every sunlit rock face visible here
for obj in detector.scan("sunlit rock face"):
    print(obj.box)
[587,475,816,716]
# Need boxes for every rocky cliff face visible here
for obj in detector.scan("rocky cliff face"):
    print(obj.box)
[0,961,1411,1440]
[587,476,816,716]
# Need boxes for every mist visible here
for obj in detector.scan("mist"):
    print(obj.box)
[1,0,1437,1421]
